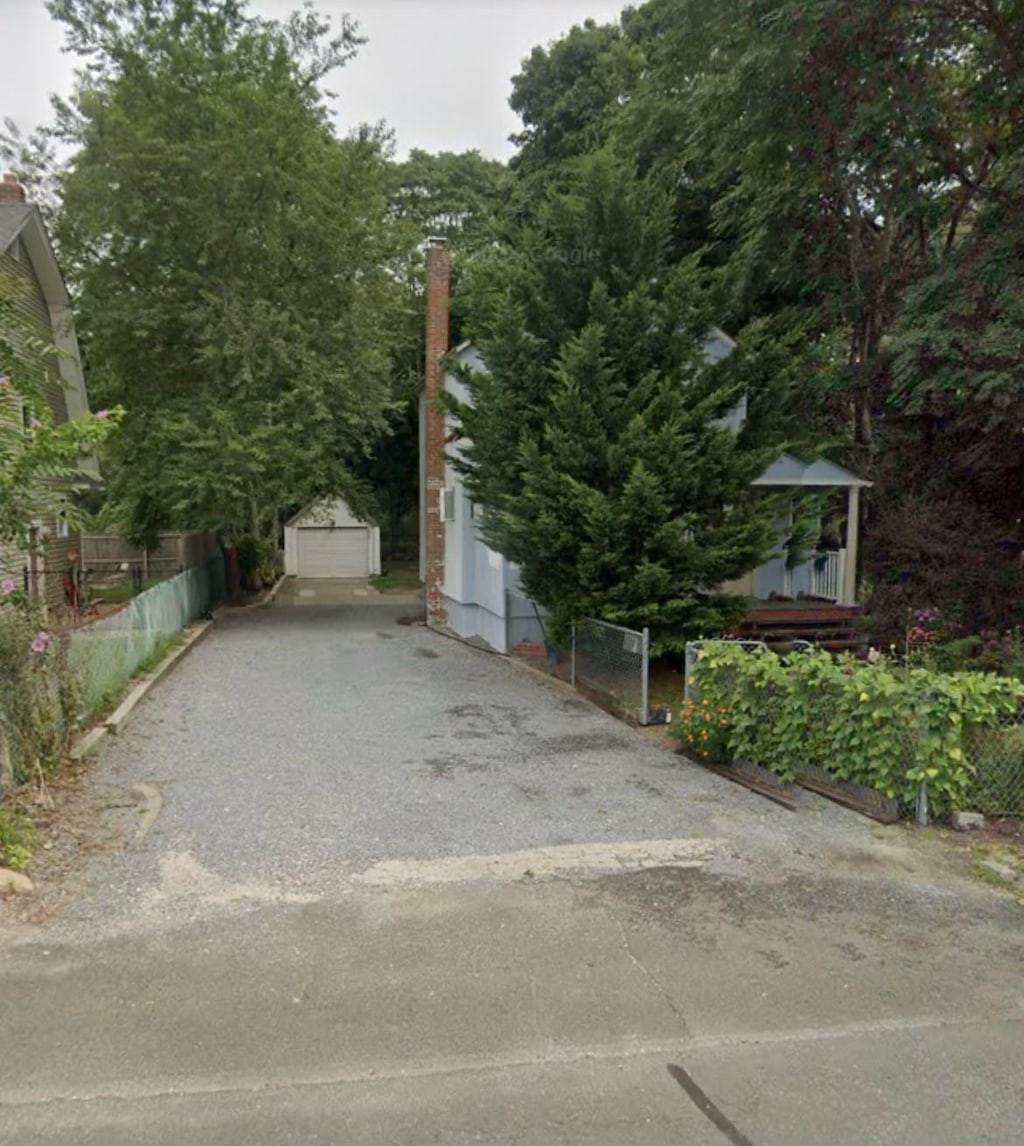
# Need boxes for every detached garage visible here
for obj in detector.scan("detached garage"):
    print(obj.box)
[283,498,381,579]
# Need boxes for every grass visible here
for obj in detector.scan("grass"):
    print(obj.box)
[372,561,423,594]
[91,576,168,605]
[135,632,187,676]
[0,805,36,871]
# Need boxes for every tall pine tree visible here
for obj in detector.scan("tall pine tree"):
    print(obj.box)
[450,151,784,652]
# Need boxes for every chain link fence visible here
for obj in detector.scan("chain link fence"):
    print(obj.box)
[685,640,1024,823]
[963,713,1024,818]
[69,553,225,716]
[572,617,650,725]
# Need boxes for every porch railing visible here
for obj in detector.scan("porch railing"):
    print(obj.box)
[808,548,846,601]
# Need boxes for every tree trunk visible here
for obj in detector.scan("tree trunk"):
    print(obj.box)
[0,727,13,796]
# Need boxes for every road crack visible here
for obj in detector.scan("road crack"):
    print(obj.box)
[616,917,690,1033]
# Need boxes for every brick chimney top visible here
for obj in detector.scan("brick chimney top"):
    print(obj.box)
[0,173,26,204]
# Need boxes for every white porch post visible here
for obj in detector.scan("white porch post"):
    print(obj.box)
[842,486,860,605]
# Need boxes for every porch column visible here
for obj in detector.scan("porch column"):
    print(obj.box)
[842,486,860,605]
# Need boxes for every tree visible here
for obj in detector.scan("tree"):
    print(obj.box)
[509,19,641,176]
[449,151,784,651]
[43,0,406,548]
[350,148,508,561]
[606,0,1024,637]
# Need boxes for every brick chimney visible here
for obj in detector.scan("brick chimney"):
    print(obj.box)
[423,241,450,627]
[0,173,26,204]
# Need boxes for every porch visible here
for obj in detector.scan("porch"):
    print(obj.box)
[726,599,863,654]
[724,452,872,609]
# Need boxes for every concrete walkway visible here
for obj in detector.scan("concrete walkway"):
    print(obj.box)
[1,600,1022,1144]
[274,575,423,608]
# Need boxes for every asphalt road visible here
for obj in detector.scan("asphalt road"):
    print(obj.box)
[1,598,1022,1144]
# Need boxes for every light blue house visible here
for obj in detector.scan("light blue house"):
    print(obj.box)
[421,330,870,653]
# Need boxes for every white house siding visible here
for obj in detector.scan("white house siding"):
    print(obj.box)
[438,345,519,653]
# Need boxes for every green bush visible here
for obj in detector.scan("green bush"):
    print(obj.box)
[0,806,35,870]
[1,592,79,788]
[689,644,1021,813]
[235,535,277,591]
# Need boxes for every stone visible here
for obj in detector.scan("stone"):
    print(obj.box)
[952,811,985,832]
[0,867,34,896]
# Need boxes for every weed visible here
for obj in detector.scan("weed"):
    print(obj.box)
[0,806,35,871]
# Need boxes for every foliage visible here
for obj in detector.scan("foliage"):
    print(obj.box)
[134,631,186,676]
[501,1,1024,646]
[235,534,276,592]
[669,696,730,765]
[0,586,77,789]
[0,806,35,871]
[449,150,785,652]
[37,0,405,548]
[349,149,508,558]
[690,643,1022,813]
[509,19,641,176]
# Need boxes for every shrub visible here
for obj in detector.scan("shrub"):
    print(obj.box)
[0,806,35,870]
[671,696,731,764]
[688,643,1021,813]
[0,588,78,789]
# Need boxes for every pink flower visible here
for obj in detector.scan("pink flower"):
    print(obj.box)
[30,630,50,654]
[95,409,109,419]
[1,577,15,594]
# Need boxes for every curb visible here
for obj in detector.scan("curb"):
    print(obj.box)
[69,616,216,760]
[231,574,287,611]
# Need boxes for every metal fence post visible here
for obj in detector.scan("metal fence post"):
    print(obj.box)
[916,780,929,827]
[570,623,577,687]
[684,642,697,702]
[640,627,650,725]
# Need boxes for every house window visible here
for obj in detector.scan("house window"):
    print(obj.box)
[439,487,456,522]
[56,513,69,539]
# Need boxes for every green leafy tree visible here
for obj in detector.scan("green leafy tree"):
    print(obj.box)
[449,152,783,652]
[43,0,406,547]
[351,148,508,561]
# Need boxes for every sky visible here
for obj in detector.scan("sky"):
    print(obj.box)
[0,0,627,160]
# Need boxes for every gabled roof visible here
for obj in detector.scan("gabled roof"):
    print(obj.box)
[0,203,34,251]
[0,202,95,460]
[753,452,872,488]
[0,203,72,310]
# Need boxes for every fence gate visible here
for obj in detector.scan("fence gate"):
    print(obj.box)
[573,617,650,725]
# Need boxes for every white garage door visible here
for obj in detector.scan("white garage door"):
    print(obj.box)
[296,527,370,578]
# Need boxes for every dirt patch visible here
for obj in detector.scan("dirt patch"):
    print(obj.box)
[0,757,131,930]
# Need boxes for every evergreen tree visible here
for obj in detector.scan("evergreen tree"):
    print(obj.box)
[450,152,783,651]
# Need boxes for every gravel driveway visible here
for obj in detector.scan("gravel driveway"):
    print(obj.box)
[64,600,833,927]
[3,599,1023,1145]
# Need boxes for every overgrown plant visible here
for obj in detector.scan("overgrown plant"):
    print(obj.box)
[0,582,77,793]
[0,806,35,871]
[688,644,1021,813]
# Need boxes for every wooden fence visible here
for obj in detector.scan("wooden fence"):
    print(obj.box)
[80,532,219,578]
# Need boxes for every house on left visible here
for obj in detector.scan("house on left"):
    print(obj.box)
[0,174,101,615]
